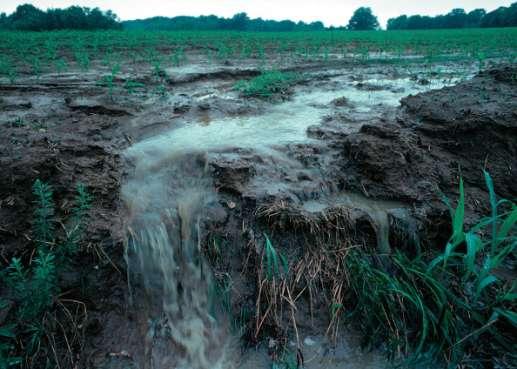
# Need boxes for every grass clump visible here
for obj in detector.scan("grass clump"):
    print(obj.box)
[344,171,516,368]
[235,71,298,99]
[0,180,92,368]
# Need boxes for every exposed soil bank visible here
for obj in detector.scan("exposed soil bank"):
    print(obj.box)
[1,60,515,368]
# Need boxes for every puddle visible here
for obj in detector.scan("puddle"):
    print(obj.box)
[344,76,464,112]
[239,334,385,369]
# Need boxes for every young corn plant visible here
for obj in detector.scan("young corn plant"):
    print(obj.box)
[54,58,67,75]
[124,79,145,95]
[98,63,120,100]
[31,56,41,78]
[171,47,185,67]
[75,51,90,71]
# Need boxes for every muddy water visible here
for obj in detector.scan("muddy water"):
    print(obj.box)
[129,73,459,160]
[120,70,463,368]
[128,89,346,161]
[239,334,385,369]
[303,193,405,253]
[122,154,233,368]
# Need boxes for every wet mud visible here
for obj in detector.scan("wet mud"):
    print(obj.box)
[1,55,515,368]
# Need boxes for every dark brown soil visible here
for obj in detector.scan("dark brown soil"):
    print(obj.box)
[1,61,515,368]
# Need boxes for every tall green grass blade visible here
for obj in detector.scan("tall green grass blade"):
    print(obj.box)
[493,308,517,328]
[451,178,465,246]
[464,232,481,277]
[264,233,279,281]
[483,171,498,254]
[490,242,516,269]
[0,325,16,339]
[497,206,517,242]
[476,275,498,298]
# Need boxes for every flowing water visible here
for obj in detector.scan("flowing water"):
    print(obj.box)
[303,193,405,253]
[120,71,463,368]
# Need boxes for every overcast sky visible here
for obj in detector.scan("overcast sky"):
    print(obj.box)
[0,1,514,27]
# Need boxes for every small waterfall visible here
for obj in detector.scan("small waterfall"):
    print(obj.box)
[122,138,232,368]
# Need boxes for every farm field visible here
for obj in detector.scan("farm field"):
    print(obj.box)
[0,28,516,369]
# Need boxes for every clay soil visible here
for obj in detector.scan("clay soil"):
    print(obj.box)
[0,53,516,368]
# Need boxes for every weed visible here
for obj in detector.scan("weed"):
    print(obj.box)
[264,234,288,281]
[8,69,17,85]
[344,172,516,367]
[0,316,21,369]
[235,71,298,99]
[171,47,185,67]
[62,183,92,256]
[0,180,92,367]
[32,179,55,248]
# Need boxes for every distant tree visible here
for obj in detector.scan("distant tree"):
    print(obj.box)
[10,4,46,30]
[1,3,120,31]
[387,15,407,30]
[0,12,8,29]
[229,12,249,31]
[387,2,517,30]
[309,21,325,30]
[467,9,486,27]
[444,8,468,28]
[482,2,517,27]
[347,7,379,30]
[123,13,327,32]
[482,7,507,27]
[507,2,517,26]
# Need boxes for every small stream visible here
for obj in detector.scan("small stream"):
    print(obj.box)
[120,69,466,368]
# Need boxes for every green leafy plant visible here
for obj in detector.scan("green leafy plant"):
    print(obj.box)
[0,180,92,366]
[75,51,90,71]
[32,179,55,248]
[0,318,21,369]
[54,58,67,74]
[98,63,120,99]
[235,71,298,99]
[6,252,57,322]
[345,172,516,367]
[62,183,92,256]
[264,234,288,281]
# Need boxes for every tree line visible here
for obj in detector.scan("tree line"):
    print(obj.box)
[0,4,121,31]
[123,13,325,32]
[1,2,517,32]
[388,3,517,30]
